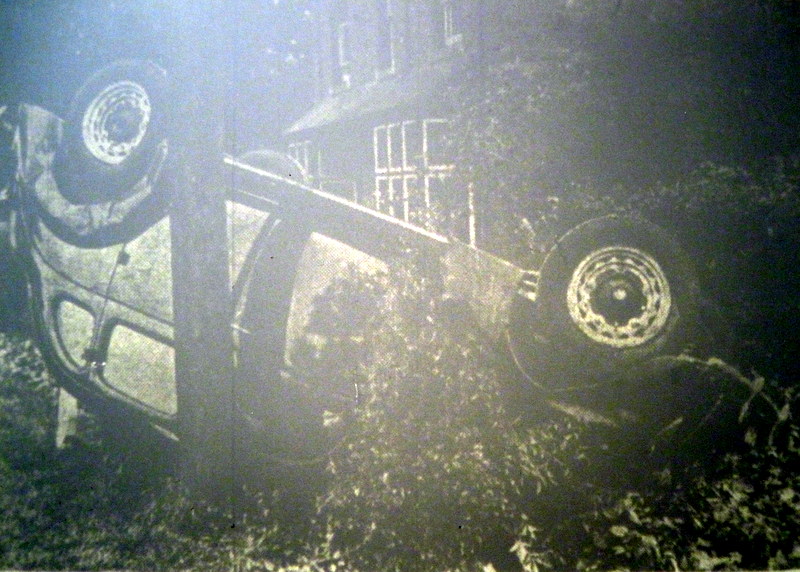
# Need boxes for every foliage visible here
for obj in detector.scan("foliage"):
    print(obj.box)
[0,332,302,571]
[296,237,798,571]
[294,147,800,570]
[558,426,800,571]
[305,261,526,571]
[448,0,800,263]
[521,156,800,384]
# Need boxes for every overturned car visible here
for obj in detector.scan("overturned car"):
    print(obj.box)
[0,61,739,482]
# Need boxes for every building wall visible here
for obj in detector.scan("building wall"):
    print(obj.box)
[287,0,481,242]
[312,0,483,97]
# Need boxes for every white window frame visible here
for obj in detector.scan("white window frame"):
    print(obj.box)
[387,123,402,173]
[422,118,453,171]
[373,125,388,173]
[401,120,419,171]
[375,0,396,75]
[333,20,352,88]
[372,119,455,225]
[288,140,311,174]
[442,0,463,47]
[337,21,351,68]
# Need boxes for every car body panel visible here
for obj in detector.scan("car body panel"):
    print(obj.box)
[283,232,388,364]
[226,156,527,342]
[5,104,529,443]
[34,217,174,323]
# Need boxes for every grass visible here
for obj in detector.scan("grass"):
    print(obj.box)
[1,282,799,571]
[0,331,286,571]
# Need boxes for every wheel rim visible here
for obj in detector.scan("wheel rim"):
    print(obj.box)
[81,80,151,165]
[566,246,671,348]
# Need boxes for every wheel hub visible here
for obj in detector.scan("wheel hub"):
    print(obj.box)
[82,80,151,165]
[567,246,671,348]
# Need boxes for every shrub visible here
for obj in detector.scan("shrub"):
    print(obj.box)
[2,152,799,570]
[0,331,297,571]
[522,156,800,382]
[300,155,800,571]
[301,260,531,570]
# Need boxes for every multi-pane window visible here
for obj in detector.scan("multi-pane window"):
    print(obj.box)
[336,21,352,87]
[376,0,394,73]
[330,1,352,89]
[373,119,454,226]
[442,0,463,46]
[288,140,311,174]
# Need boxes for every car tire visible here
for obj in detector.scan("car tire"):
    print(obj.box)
[234,224,342,467]
[231,215,333,525]
[53,60,168,205]
[30,61,169,247]
[511,214,702,392]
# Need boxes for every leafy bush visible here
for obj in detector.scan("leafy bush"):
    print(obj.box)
[2,155,800,570]
[294,254,785,571]
[0,332,303,572]
[551,424,800,571]
[299,155,800,570]
[313,265,531,571]
[447,0,800,262]
[521,157,800,381]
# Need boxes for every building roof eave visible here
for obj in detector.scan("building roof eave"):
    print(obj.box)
[284,61,453,136]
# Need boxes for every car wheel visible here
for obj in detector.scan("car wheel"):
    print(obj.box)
[235,231,351,464]
[511,214,702,392]
[231,216,338,524]
[53,60,168,205]
[30,61,169,247]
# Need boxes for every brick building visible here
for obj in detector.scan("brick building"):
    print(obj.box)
[285,0,485,244]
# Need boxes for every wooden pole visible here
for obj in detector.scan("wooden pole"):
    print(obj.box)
[167,1,236,508]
